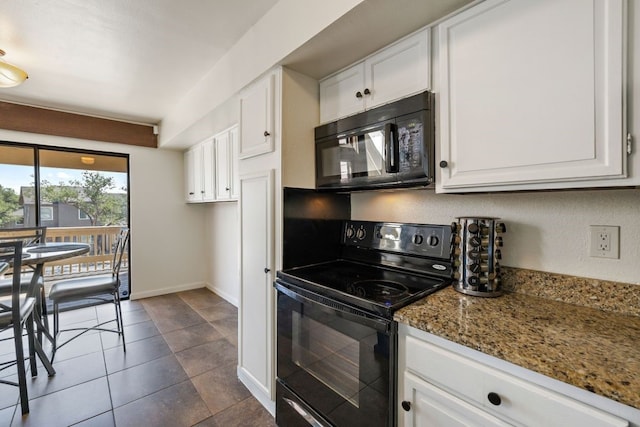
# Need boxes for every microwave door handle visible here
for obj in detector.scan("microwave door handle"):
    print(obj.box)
[385,123,399,173]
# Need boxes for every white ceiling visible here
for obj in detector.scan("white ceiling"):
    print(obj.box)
[0,0,279,124]
[0,0,473,136]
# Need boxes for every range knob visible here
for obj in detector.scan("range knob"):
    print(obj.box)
[450,222,459,233]
[495,222,507,233]
[355,227,366,240]
[412,234,424,245]
[345,226,355,239]
[467,223,480,234]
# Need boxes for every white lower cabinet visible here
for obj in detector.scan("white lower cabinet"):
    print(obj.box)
[238,169,274,407]
[236,67,317,414]
[404,371,510,427]
[399,325,630,427]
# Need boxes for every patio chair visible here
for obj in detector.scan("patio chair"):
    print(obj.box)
[0,227,48,328]
[0,240,38,415]
[48,228,129,358]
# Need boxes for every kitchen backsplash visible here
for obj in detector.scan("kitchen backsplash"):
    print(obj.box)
[350,187,640,285]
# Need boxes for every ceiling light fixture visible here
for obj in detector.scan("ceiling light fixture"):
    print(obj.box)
[0,49,28,88]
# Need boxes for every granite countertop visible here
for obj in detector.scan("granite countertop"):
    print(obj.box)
[394,278,640,410]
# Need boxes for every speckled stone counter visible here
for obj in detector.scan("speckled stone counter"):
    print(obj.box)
[394,269,640,410]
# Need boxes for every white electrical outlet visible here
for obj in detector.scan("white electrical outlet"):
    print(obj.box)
[589,225,620,259]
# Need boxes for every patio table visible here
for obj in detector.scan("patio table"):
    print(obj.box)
[2,242,90,374]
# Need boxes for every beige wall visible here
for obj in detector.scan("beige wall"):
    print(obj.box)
[0,129,207,299]
[204,202,240,305]
[159,0,365,148]
[351,188,640,284]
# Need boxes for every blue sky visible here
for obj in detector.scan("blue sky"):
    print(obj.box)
[0,164,127,194]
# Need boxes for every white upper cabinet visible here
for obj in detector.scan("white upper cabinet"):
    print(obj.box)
[184,138,215,203]
[184,125,238,203]
[215,126,239,201]
[184,146,199,203]
[319,63,365,123]
[320,27,431,123]
[437,0,628,192]
[239,74,275,159]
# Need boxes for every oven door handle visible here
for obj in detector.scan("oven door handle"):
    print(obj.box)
[283,397,325,427]
[275,281,393,333]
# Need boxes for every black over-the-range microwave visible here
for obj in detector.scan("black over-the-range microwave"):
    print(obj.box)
[315,90,435,191]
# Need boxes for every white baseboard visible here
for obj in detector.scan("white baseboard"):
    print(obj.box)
[205,283,239,307]
[237,366,275,416]
[130,281,205,300]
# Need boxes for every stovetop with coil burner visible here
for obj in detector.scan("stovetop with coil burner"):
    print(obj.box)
[276,221,453,318]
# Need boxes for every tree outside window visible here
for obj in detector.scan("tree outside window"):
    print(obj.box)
[40,171,127,226]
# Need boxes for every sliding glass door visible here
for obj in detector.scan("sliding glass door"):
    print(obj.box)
[0,142,130,299]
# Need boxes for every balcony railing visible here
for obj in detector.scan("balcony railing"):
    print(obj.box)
[43,226,128,279]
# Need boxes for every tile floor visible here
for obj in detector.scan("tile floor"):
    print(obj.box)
[0,288,276,427]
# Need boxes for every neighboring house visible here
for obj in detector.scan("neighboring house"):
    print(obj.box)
[19,186,99,227]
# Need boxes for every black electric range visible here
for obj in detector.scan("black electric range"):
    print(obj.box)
[277,259,449,318]
[274,220,454,427]
[277,220,453,319]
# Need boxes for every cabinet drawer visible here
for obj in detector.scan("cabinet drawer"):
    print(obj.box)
[483,368,627,427]
[405,335,484,405]
[405,336,627,427]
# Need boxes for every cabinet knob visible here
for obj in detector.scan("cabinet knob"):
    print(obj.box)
[363,88,371,95]
[487,392,502,406]
[355,91,363,98]
[401,401,411,412]
[439,160,448,168]
[264,131,270,137]
[225,187,230,191]
[189,192,195,195]
[264,267,271,274]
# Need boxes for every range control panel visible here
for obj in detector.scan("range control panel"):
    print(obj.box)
[342,220,451,259]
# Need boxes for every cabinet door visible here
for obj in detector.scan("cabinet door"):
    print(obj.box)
[402,372,510,427]
[239,74,275,159]
[319,62,365,123]
[229,127,240,199]
[201,139,216,201]
[365,28,430,110]
[184,147,199,202]
[239,169,274,398]
[438,0,626,191]
[215,132,231,200]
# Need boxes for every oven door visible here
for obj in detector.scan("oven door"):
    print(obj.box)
[275,281,396,427]
[315,121,398,189]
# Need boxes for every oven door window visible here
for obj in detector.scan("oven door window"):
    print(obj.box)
[277,289,392,427]
[292,312,362,406]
